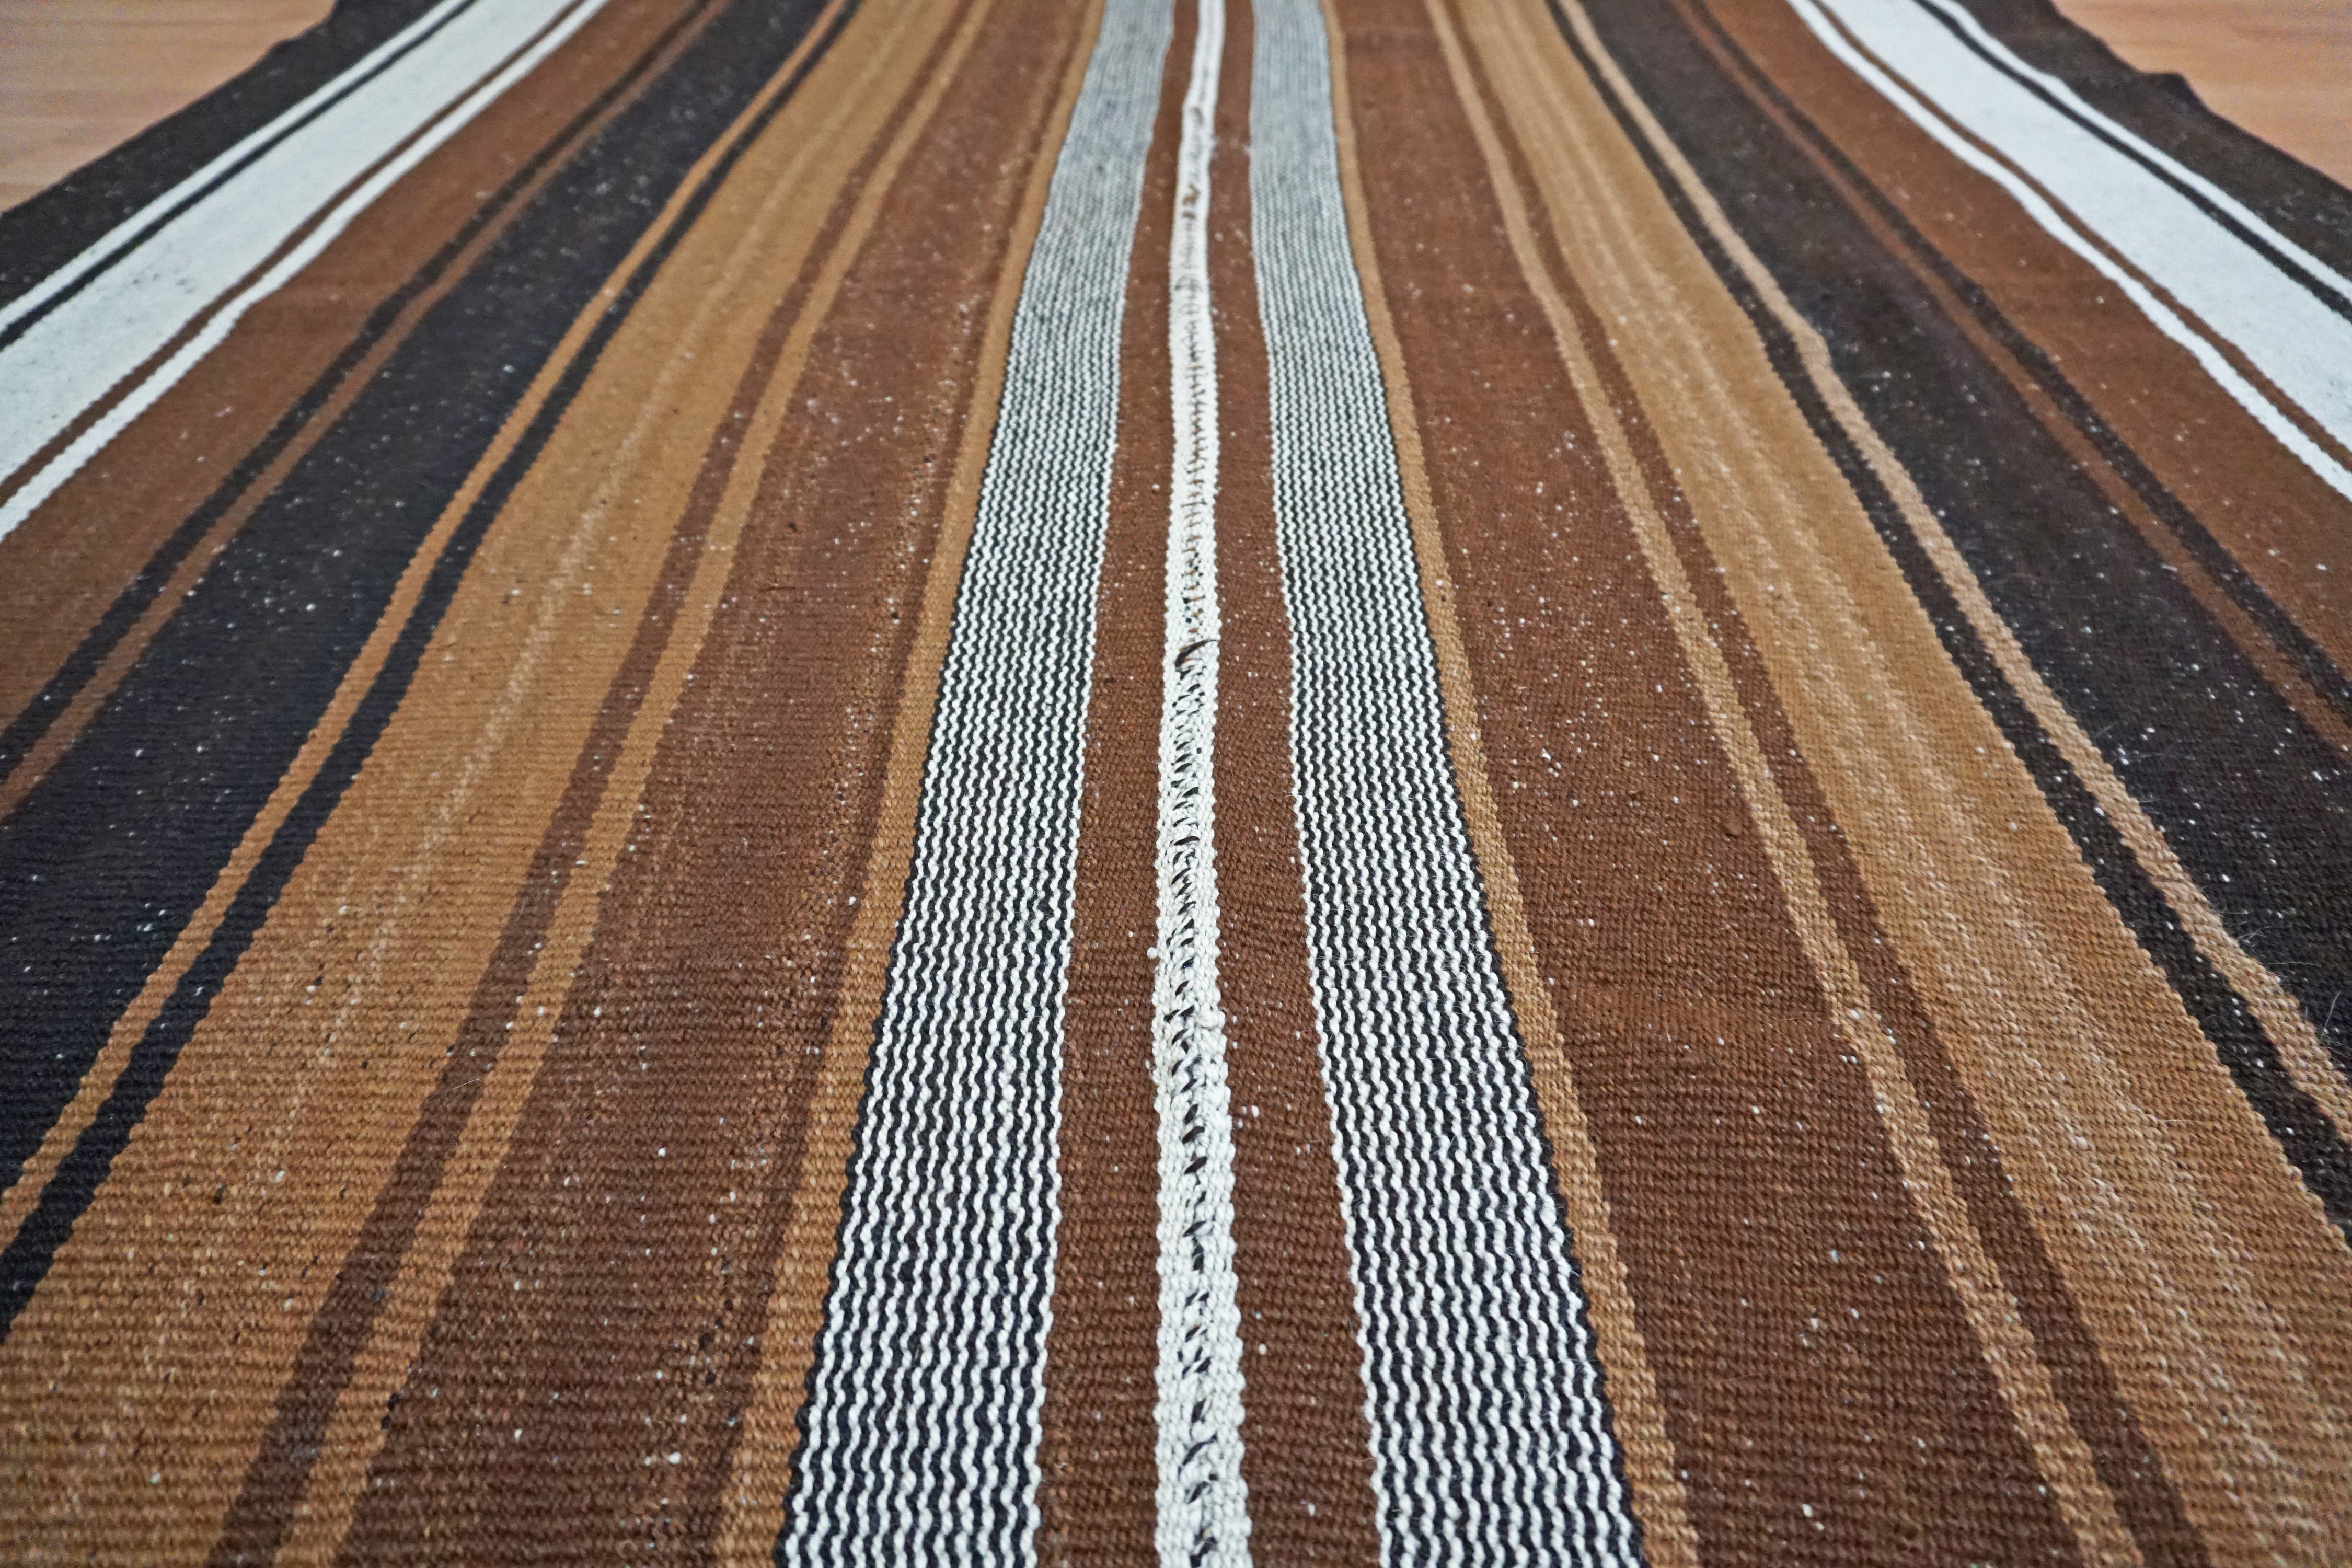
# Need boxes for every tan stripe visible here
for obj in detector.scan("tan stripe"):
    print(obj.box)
[1431,8,2137,1559]
[1490,0,2352,1553]
[1541,0,2352,1165]
[0,0,851,1281]
[1315,1,1700,1559]
[317,0,1097,1553]
[0,4,882,1555]
[1682,0,2352,1140]
[1442,13,2201,1557]
[280,3,986,1557]
[0,0,714,813]
[709,3,1107,1552]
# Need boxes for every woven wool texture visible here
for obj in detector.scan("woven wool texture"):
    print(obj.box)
[2,0,2349,1561]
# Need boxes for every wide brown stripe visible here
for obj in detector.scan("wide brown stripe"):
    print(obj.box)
[1204,3,1383,1558]
[1033,0,1189,1559]
[1329,0,2095,1560]
[329,0,1092,1555]
[0,0,711,788]
[1501,0,2352,1550]
[0,4,895,1555]
[1661,0,2351,766]
[707,9,1108,1552]
[202,8,910,1560]
[1435,17,2202,1559]
[1316,3,1697,1556]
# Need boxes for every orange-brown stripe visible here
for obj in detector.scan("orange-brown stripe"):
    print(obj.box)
[1034,0,1191,1559]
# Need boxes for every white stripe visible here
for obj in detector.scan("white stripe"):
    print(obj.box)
[775,0,1174,1560]
[1793,0,2352,502]
[1250,0,1643,1560]
[1151,0,1251,1564]
[1906,0,2352,314]
[0,0,607,541]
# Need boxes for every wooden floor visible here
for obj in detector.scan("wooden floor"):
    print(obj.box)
[0,0,331,213]
[0,0,2345,211]
[2055,0,2352,186]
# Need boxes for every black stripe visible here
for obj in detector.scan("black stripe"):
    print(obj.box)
[1554,0,2352,1233]
[0,0,446,309]
[0,0,723,787]
[0,0,505,355]
[1897,0,2352,326]
[0,0,839,1287]
[1670,0,2352,742]
[1944,0,2352,289]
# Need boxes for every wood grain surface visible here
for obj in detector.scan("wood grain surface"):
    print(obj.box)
[0,0,332,213]
[2054,0,2352,185]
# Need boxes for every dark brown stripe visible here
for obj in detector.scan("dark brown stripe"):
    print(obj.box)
[1333,0,2088,1559]
[331,1,1095,1554]
[0,0,728,805]
[1678,0,2352,750]
[203,16,888,1559]
[1443,23,2205,1561]
[1034,0,1190,1558]
[1212,2,1383,1558]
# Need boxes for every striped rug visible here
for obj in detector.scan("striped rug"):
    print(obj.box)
[3,0,2349,1560]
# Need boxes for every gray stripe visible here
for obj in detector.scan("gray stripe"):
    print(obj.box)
[775,1,1173,1561]
[1248,0,1643,1559]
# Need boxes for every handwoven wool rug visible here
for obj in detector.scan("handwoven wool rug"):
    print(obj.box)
[3,0,2349,1560]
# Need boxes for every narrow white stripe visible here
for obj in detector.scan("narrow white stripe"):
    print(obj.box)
[0,0,607,540]
[1250,0,1642,1560]
[776,1,1174,1560]
[1793,0,2352,502]
[1151,0,1250,1564]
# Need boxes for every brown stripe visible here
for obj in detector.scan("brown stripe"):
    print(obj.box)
[1435,13,2203,1559]
[1329,0,2100,1559]
[1496,0,2352,1552]
[706,7,1110,1551]
[0,1,922,1556]
[328,0,1096,1556]
[0,0,803,1297]
[203,5,909,1557]
[1666,0,2351,764]
[0,0,713,793]
[1209,3,1382,1558]
[1034,0,1190,1559]
[1797,0,2352,491]
[0,0,606,524]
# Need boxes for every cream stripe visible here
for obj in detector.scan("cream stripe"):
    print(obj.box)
[1150,0,1252,1562]
[1574,0,2352,1158]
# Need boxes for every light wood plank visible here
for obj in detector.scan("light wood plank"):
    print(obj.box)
[0,0,331,214]
[2055,0,2352,187]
